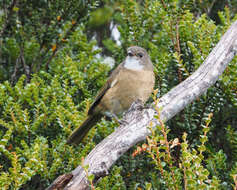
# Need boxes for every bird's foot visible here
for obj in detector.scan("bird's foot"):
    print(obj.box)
[104,112,128,126]
[111,113,128,126]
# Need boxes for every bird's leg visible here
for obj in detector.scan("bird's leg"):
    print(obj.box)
[104,112,128,126]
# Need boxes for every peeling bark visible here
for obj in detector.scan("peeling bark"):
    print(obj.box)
[46,20,237,190]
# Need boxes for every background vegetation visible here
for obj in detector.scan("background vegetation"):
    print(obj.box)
[0,0,236,189]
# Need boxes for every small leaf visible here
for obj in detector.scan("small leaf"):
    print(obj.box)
[13,6,19,12]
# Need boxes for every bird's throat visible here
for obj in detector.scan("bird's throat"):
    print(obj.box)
[124,57,144,70]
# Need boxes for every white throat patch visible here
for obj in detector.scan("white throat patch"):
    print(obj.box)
[124,57,144,70]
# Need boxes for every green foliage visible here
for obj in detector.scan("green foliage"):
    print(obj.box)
[97,166,126,190]
[0,25,108,189]
[0,71,98,189]
[0,0,236,189]
[0,0,101,82]
[131,110,224,189]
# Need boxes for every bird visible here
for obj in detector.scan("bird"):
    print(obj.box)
[67,46,155,144]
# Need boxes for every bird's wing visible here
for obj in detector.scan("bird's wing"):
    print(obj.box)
[88,62,123,115]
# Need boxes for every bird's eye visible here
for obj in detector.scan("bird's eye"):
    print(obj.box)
[128,52,133,57]
[137,52,143,58]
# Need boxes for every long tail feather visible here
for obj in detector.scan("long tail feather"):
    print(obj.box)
[67,115,101,145]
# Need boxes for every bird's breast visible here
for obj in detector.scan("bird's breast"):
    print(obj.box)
[100,69,155,115]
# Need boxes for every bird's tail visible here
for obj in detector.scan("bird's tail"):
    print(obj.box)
[67,115,101,145]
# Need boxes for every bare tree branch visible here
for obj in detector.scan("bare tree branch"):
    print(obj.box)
[46,20,237,190]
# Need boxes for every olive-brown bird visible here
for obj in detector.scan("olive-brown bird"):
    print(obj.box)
[67,46,155,144]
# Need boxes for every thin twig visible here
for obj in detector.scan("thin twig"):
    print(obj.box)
[20,45,31,82]
[11,55,21,84]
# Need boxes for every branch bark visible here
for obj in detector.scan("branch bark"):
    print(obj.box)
[46,20,237,190]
